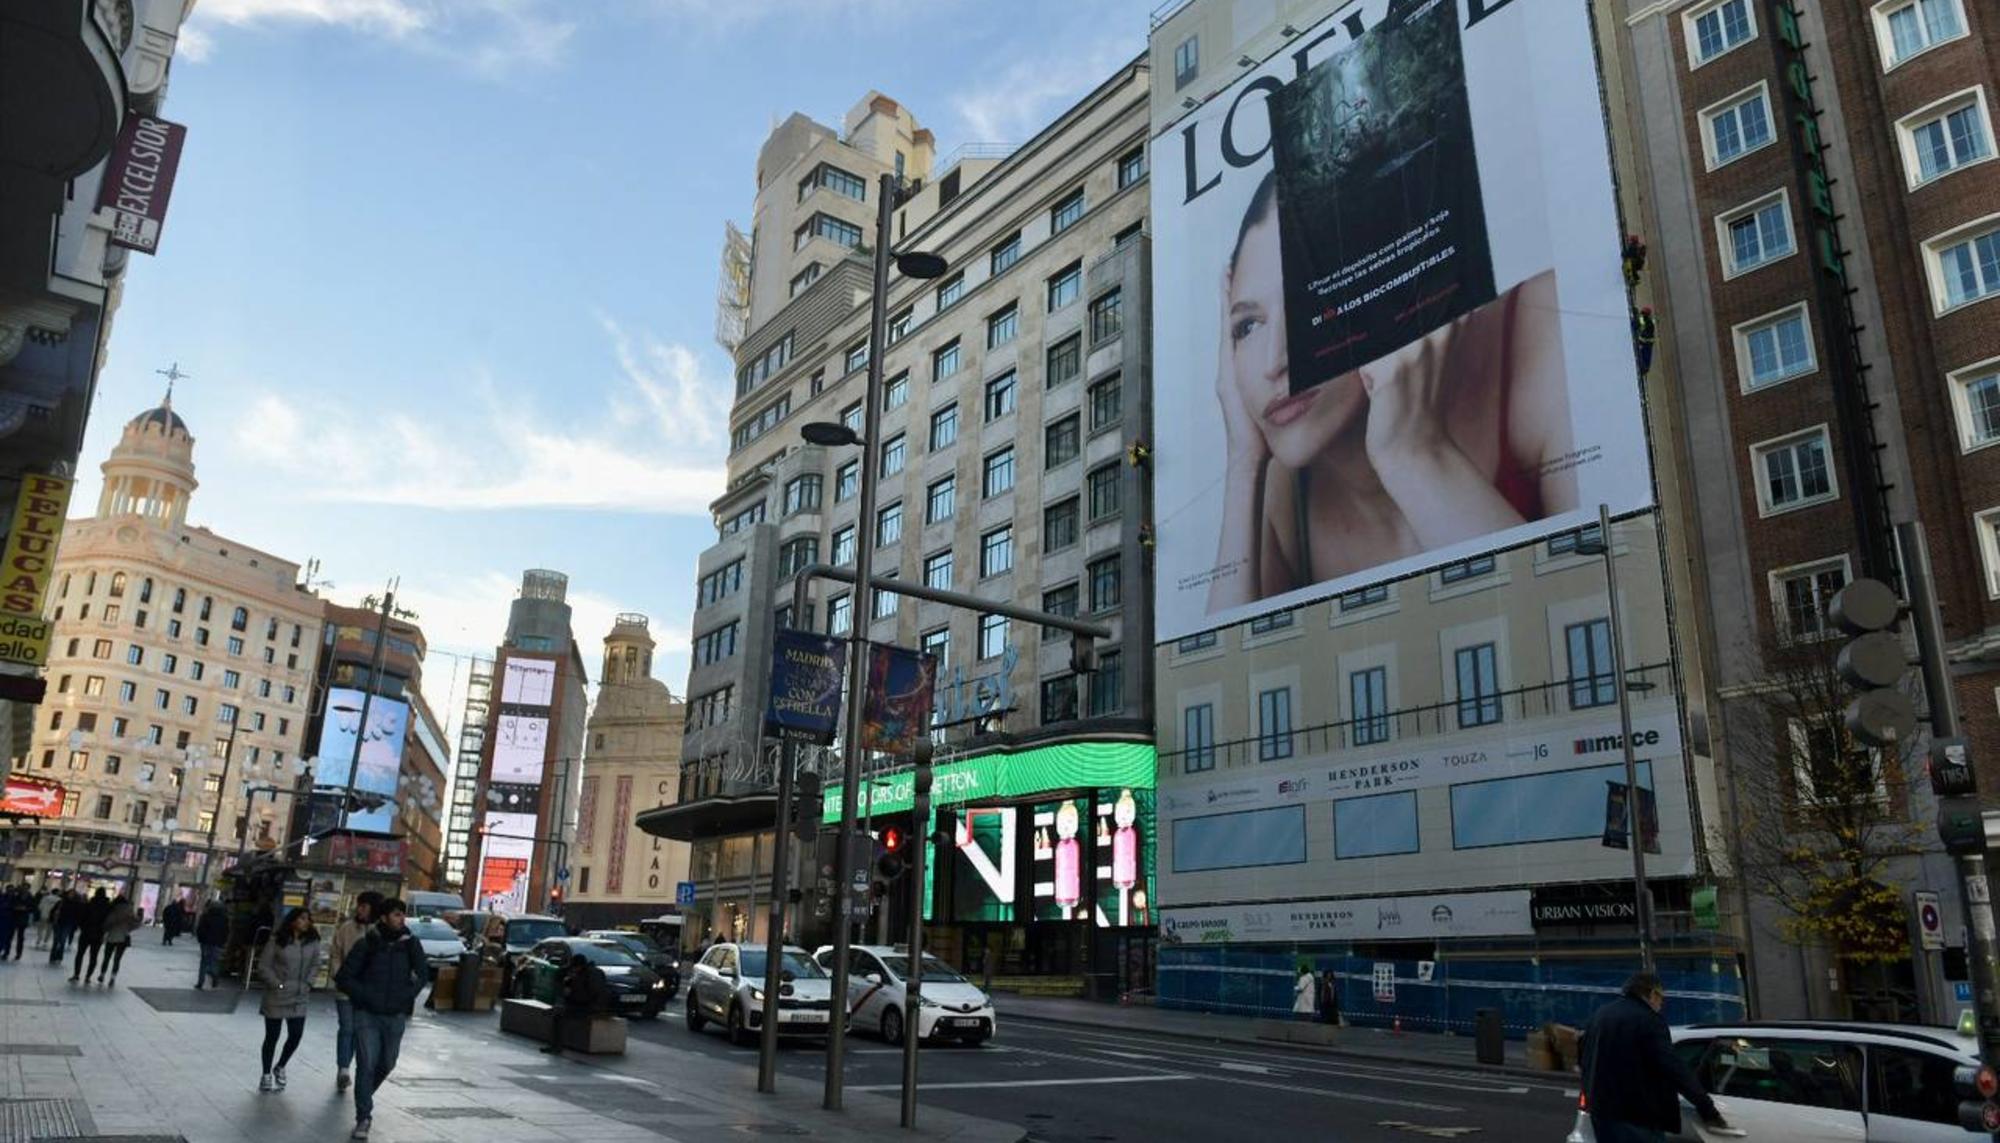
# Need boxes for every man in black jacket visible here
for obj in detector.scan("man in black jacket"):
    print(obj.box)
[193,899,229,988]
[333,898,426,1141]
[1581,972,1730,1143]
[69,889,111,983]
[543,951,610,1056]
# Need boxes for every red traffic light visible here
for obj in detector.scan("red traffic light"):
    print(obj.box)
[882,826,904,853]
[1973,1065,1999,1099]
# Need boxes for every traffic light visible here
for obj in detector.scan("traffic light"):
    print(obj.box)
[875,825,907,883]
[1955,1063,2000,1132]
[1828,578,1916,748]
[1070,632,1097,676]
[792,771,823,844]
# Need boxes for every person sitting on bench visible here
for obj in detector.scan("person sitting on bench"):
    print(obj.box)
[543,952,609,1055]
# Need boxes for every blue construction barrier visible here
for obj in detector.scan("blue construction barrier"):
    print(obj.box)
[1158,942,1745,1036]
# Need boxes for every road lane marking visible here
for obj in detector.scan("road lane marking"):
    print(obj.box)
[1098,1050,1174,1061]
[1378,1123,1483,1138]
[849,1074,1190,1092]
[1029,1025,1551,1095]
[1217,1062,1284,1075]
[1064,1033,1526,1094]
[999,1043,1460,1112]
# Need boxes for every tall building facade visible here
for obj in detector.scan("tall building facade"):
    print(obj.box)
[1140,0,1749,1030]
[646,72,1162,989]
[10,396,325,902]
[442,657,493,892]
[1621,0,2000,1020]
[567,614,688,930]
[466,570,588,914]
[2,0,198,757]
[296,601,449,889]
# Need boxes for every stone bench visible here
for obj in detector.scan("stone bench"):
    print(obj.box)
[499,999,627,1055]
[1253,1018,1342,1046]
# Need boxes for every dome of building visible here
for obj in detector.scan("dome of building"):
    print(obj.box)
[126,403,188,436]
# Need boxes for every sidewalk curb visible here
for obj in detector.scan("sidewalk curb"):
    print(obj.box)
[1004,1010,1571,1084]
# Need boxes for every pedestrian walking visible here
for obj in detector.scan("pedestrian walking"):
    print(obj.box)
[161,897,186,946]
[1318,969,1341,1026]
[6,883,32,959]
[1292,962,1317,1021]
[1580,971,1730,1143]
[194,897,228,989]
[48,890,80,963]
[0,885,19,961]
[68,888,111,983]
[543,949,609,1056]
[256,907,323,1092]
[333,897,426,1141]
[328,892,381,1093]
[98,894,138,984]
[33,889,57,950]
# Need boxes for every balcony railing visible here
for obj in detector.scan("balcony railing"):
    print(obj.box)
[1164,662,1676,773]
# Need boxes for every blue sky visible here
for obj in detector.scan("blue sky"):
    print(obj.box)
[79,0,1158,710]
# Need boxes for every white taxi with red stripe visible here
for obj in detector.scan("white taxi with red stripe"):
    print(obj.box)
[814,944,996,1047]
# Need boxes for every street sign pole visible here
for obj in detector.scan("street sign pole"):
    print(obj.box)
[1898,522,2000,1067]
[756,735,798,1094]
[901,742,932,1129]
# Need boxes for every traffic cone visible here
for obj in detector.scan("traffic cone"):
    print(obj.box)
[1392,1016,1403,1036]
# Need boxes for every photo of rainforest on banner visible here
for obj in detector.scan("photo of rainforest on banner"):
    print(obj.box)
[1149,0,1655,642]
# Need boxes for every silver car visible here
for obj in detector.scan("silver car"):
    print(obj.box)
[813,944,997,1046]
[684,943,834,1046]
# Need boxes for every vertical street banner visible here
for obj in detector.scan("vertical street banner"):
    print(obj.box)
[0,473,74,668]
[95,115,188,254]
[1601,781,1662,854]
[859,644,939,755]
[1150,0,1655,641]
[766,629,847,743]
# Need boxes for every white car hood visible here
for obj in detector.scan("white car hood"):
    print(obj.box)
[919,981,991,1009]
[776,978,833,1002]
[419,938,464,958]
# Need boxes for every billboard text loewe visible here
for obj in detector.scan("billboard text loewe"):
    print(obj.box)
[1150,0,1653,642]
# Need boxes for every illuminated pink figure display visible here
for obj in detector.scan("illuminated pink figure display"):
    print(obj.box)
[1113,789,1139,889]
[1054,800,1081,914]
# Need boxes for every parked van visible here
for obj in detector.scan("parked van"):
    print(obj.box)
[405,890,464,918]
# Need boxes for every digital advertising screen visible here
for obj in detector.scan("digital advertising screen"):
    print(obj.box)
[947,806,1017,923]
[312,688,410,833]
[476,810,536,913]
[501,657,557,706]
[490,712,550,785]
[1150,0,1654,641]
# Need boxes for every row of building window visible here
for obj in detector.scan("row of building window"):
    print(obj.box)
[1177,622,1618,774]
[54,632,299,674]
[57,573,304,643]
[54,667,295,704]
[1685,0,1963,74]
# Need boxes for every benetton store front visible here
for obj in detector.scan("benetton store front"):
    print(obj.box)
[821,736,1158,999]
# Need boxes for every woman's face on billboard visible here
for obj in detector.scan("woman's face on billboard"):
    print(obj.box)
[1227,213,1365,468]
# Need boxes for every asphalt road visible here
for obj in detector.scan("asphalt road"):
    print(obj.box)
[627,1004,1580,1141]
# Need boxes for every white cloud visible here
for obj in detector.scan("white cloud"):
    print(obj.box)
[948,34,1136,145]
[181,0,574,75]
[228,325,729,514]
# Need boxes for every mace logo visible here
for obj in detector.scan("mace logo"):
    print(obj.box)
[1573,728,1660,754]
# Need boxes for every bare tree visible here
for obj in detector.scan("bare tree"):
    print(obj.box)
[1724,617,1926,964]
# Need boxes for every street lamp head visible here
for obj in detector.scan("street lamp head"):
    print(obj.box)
[801,421,864,448]
[894,250,948,281]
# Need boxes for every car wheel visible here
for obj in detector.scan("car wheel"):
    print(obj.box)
[685,992,706,1033]
[727,1002,749,1046]
[881,1006,904,1047]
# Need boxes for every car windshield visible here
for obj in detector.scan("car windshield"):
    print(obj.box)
[739,950,825,979]
[509,919,567,945]
[597,932,659,956]
[407,919,459,942]
[877,954,968,983]
[568,941,645,967]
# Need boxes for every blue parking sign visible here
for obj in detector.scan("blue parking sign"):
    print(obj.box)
[675,881,696,907]
[1956,981,1974,1004]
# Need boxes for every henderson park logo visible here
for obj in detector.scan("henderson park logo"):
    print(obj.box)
[1572,728,1660,755]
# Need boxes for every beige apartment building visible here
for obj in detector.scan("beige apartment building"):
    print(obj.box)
[568,614,688,930]
[13,395,324,900]
[650,68,1161,984]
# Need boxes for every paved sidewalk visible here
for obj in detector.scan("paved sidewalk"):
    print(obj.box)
[0,934,1024,1143]
[993,994,1550,1076]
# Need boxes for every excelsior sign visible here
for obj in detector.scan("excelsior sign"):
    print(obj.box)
[96,115,188,254]
[0,474,73,668]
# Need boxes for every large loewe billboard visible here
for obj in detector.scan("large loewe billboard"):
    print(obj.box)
[1151,0,1653,642]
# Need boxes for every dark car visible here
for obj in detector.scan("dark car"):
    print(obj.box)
[583,929,680,999]
[511,937,668,1019]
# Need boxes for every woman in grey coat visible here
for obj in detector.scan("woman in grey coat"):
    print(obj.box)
[257,907,323,1092]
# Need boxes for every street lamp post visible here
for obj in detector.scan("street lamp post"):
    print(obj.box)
[803,171,948,1113]
[197,714,243,891]
[1579,504,1655,971]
